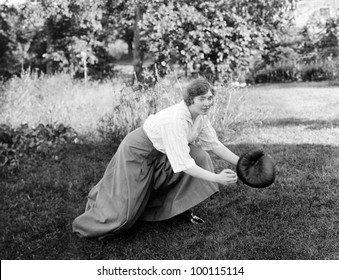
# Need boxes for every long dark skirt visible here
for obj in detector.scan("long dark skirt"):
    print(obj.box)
[72,127,219,238]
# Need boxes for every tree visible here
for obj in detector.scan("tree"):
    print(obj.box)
[102,0,147,82]
[0,4,19,78]
[140,0,296,81]
[318,18,338,58]
[19,0,105,76]
[20,0,71,74]
[0,3,35,78]
[103,0,134,55]
[1,0,297,82]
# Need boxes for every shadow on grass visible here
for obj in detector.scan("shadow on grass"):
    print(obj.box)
[251,81,334,89]
[259,118,339,130]
[1,141,338,260]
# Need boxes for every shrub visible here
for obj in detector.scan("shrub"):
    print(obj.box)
[0,123,79,174]
[253,57,339,84]
[324,56,339,85]
[254,60,302,84]
[300,63,328,81]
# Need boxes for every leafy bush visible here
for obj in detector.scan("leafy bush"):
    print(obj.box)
[253,57,339,83]
[324,55,339,85]
[0,123,79,173]
[300,64,328,81]
[254,62,300,83]
[141,1,294,82]
[250,16,339,84]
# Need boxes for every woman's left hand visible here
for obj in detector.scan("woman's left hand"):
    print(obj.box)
[216,169,238,185]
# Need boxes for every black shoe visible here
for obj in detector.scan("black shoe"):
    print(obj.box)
[181,210,205,224]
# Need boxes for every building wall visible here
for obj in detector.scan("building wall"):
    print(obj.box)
[295,0,339,26]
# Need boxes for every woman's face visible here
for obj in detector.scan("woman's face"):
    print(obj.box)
[189,90,214,119]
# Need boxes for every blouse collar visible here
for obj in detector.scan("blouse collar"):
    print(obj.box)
[179,100,194,124]
[178,100,204,125]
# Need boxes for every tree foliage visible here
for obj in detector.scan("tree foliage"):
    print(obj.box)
[0,4,29,78]
[141,0,295,81]
[1,0,111,78]
[1,0,336,83]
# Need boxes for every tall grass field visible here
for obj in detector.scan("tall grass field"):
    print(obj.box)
[1,73,338,259]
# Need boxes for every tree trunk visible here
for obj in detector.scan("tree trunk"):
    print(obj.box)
[45,17,53,75]
[133,4,144,83]
[127,40,133,56]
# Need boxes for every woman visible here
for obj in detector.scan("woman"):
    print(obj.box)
[72,78,239,239]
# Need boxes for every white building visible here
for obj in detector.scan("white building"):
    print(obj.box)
[295,0,339,26]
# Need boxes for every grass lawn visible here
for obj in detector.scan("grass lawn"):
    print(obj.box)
[1,82,338,260]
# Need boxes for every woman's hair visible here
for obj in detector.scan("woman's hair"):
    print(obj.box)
[183,78,215,106]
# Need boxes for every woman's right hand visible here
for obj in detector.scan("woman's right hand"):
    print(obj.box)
[216,169,238,185]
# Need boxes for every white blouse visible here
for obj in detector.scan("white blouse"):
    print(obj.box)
[143,101,223,173]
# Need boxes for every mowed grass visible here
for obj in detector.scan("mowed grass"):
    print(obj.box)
[1,82,339,260]
[228,82,339,145]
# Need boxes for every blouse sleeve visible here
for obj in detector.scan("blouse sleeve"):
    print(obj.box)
[160,119,196,173]
[198,117,224,151]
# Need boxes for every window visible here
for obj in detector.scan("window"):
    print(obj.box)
[319,8,330,17]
